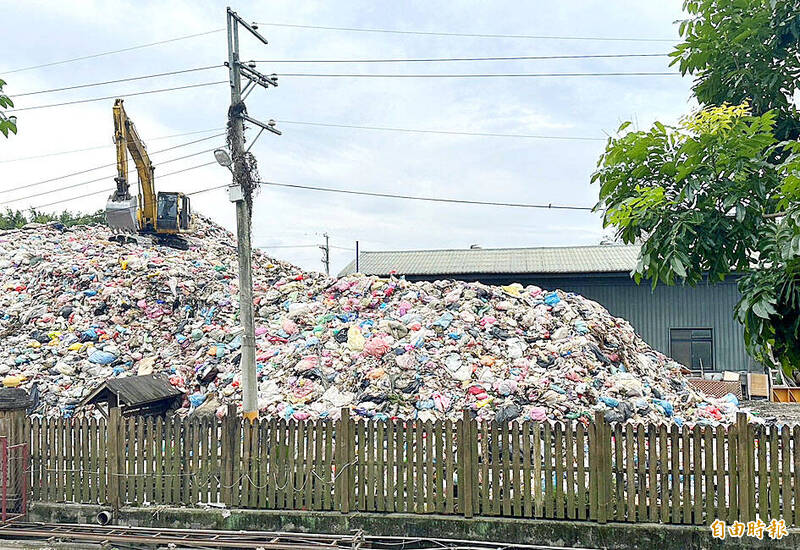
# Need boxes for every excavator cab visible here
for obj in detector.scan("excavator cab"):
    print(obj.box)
[156,192,191,232]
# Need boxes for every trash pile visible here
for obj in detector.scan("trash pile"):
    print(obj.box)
[0,217,742,426]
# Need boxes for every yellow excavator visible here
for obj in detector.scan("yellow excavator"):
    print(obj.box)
[106,99,193,248]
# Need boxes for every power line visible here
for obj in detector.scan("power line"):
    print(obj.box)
[279,119,605,141]
[0,133,225,194]
[0,128,224,164]
[10,65,223,97]
[258,180,594,210]
[3,29,225,74]
[254,21,677,42]
[30,161,218,209]
[250,53,668,63]
[277,71,678,78]
[3,148,220,205]
[185,181,594,211]
[6,81,228,113]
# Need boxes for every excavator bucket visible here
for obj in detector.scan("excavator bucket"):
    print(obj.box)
[105,195,138,233]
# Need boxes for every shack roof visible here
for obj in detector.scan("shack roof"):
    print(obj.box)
[338,244,640,277]
[79,374,183,409]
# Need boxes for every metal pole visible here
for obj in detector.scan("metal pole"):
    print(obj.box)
[355,240,359,273]
[321,233,330,276]
[227,8,258,421]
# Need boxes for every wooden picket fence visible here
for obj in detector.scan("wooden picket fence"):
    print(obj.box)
[24,409,800,526]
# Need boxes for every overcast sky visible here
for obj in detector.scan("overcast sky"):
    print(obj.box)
[1,1,692,274]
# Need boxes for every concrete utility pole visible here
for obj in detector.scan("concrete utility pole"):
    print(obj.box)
[320,233,330,276]
[224,6,280,421]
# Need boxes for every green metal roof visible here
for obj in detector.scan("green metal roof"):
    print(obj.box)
[338,244,640,277]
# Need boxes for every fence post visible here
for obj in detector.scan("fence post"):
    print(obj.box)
[220,403,237,506]
[337,408,352,514]
[592,411,609,524]
[461,409,474,518]
[736,412,752,523]
[107,407,121,512]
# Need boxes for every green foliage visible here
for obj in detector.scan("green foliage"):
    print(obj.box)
[0,78,17,138]
[594,102,800,372]
[671,0,800,140]
[0,208,105,230]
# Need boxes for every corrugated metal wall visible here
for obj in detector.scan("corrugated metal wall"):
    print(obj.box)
[408,272,756,372]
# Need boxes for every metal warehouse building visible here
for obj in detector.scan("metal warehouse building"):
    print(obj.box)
[340,244,757,374]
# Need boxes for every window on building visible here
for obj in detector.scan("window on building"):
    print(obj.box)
[670,328,713,372]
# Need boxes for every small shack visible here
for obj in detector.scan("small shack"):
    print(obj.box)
[79,375,184,417]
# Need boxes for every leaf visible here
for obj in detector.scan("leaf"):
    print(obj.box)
[617,121,632,133]
[670,257,688,278]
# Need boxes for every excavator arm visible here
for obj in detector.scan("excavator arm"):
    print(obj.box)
[107,99,157,232]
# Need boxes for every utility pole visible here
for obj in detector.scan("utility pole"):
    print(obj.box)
[355,240,360,273]
[224,6,280,421]
[319,233,330,276]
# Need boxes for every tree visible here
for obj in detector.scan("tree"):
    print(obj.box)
[0,78,16,138]
[594,103,800,378]
[670,0,800,140]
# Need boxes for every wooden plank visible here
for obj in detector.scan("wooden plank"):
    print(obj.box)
[714,426,724,524]
[311,421,321,510]
[522,421,532,518]
[415,421,424,513]
[782,427,791,522]
[170,418,180,505]
[576,423,586,521]
[455,419,464,516]
[637,425,647,523]
[373,421,383,512]
[614,423,624,522]
[513,422,523,517]
[533,422,543,517]
[660,424,669,524]
[41,420,49,502]
[304,421,314,510]
[794,426,800,528]
[354,420,363,511]
[99,418,107,505]
[135,418,144,504]
[770,426,779,520]
[55,418,63,502]
[703,427,714,525]
[480,421,489,515]
[30,418,39,502]
[153,418,163,504]
[756,425,766,522]
[385,420,395,513]
[680,426,690,524]
[293,421,303,510]
[469,414,478,518]
[267,419,277,509]
[491,422,501,516]
[88,418,98,504]
[405,421,413,513]
[563,422,574,520]
[396,420,406,513]
[587,421,596,521]
[500,422,510,516]
[648,426,659,523]
[728,422,738,523]
[692,427,702,525]
[444,420,454,515]
[544,421,554,518]
[554,422,564,519]
[364,421,374,512]
[65,419,74,503]
[625,424,635,522]
[283,419,293,509]
[423,421,433,513]
[670,425,680,524]
[146,417,154,504]
[79,418,88,502]
[432,421,442,514]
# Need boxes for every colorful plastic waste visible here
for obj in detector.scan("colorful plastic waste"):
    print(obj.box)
[0,216,746,425]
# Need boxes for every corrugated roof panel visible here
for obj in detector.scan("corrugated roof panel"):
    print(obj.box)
[339,244,640,277]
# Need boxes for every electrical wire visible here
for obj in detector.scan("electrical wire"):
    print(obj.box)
[0,132,225,194]
[3,148,220,204]
[10,65,223,97]
[250,53,668,63]
[30,161,218,209]
[254,21,677,42]
[0,128,224,164]
[6,81,228,113]
[185,181,594,211]
[278,119,605,141]
[258,180,594,210]
[3,29,225,74]
[277,71,678,78]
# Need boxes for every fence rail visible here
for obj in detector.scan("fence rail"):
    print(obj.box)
[24,409,800,526]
